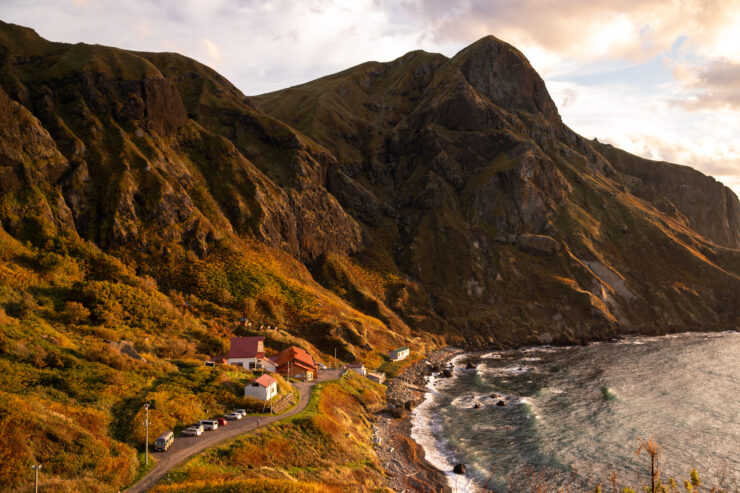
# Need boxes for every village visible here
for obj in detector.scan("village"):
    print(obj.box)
[150,319,410,452]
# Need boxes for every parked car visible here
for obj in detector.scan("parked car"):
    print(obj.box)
[224,412,242,420]
[317,363,327,370]
[234,409,247,418]
[216,417,228,426]
[189,423,205,434]
[154,431,174,451]
[199,420,219,431]
[181,427,202,437]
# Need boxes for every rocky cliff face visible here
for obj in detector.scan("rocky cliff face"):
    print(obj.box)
[1,22,738,350]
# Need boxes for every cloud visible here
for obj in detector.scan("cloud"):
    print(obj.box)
[669,58,740,110]
[392,0,740,73]
[201,38,221,64]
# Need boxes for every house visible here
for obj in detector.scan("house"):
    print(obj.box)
[244,374,278,401]
[389,347,410,361]
[225,336,277,371]
[272,346,318,381]
[346,363,366,376]
[367,371,386,384]
[206,354,227,367]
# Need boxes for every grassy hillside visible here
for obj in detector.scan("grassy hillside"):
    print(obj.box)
[149,372,389,493]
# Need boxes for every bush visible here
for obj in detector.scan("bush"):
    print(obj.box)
[61,301,90,324]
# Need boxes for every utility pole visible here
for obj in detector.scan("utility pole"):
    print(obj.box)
[31,465,41,493]
[143,403,150,466]
[334,347,337,369]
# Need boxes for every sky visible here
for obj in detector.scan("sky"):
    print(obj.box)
[2,0,739,197]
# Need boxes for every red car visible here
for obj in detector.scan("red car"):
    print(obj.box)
[217,417,228,426]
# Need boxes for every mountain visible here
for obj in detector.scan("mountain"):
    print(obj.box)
[253,35,740,341]
[0,20,739,490]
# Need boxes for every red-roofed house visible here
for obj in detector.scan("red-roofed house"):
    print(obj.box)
[272,346,318,381]
[225,336,277,371]
[244,374,278,401]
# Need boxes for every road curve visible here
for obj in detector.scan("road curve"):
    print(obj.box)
[125,369,344,493]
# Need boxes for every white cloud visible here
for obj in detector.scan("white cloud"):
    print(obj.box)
[201,38,221,64]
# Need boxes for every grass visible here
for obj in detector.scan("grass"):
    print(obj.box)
[150,372,389,493]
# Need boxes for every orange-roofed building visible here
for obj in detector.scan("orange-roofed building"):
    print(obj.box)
[244,373,278,401]
[271,346,318,381]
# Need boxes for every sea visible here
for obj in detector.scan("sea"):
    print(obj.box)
[411,331,740,492]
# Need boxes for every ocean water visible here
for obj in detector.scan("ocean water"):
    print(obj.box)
[411,332,740,492]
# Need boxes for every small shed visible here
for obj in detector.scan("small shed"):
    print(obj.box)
[389,347,409,361]
[367,371,386,384]
[346,363,366,376]
[244,374,278,402]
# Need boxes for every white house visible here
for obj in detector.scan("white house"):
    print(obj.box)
[225,336,276,371]
[389,347,409,361]
[346,363,366,376]
[244,374,278,401]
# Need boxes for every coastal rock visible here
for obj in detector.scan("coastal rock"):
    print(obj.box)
[496,400,506,407]
[453,463,466,475]
[440,369,453,378]
[465,361,476,369]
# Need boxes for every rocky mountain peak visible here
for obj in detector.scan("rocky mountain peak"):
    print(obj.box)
[453,35,561,125]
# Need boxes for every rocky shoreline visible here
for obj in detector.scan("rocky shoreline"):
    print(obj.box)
[373,347,462,493]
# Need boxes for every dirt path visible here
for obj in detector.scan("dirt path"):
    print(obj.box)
[125,369,344,492]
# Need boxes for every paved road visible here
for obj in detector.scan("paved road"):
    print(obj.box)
[125,369,344,492]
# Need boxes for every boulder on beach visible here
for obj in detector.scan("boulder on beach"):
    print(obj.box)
[465,361,476,369]
[453,463,466,474]
[440,369,453,378]
[473,402,481,409]
[390,406,408,419]
[496,400,506,406]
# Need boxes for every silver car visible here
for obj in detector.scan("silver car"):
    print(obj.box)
[181,427,202,437]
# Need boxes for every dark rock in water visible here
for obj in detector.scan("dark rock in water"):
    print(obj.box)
[404,399,419,411]
[474,402,481,409]
[496,400,506,406]
[453,463,466,474]
[465,361,475,369]
[440,369,453,378]
[490,393,500,398]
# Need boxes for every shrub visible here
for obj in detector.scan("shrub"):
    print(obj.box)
[61,301,91,324]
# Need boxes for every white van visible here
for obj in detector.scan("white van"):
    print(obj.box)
[154,431,174,451]
[199,419,219,431]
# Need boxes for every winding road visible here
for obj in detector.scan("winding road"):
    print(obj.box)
[125,369,344,492]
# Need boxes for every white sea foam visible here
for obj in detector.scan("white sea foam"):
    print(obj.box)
[480,365,531,377]
[410,373,484,492]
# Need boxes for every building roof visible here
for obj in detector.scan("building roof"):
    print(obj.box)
[227,336,265,359]
[391,347,409,353]
[208,354,227,363]
[346,363,364,368]
[273,346,316,371]
[253,374,277,387]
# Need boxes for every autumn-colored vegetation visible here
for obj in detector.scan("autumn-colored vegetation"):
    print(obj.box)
[150,371,389,493]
